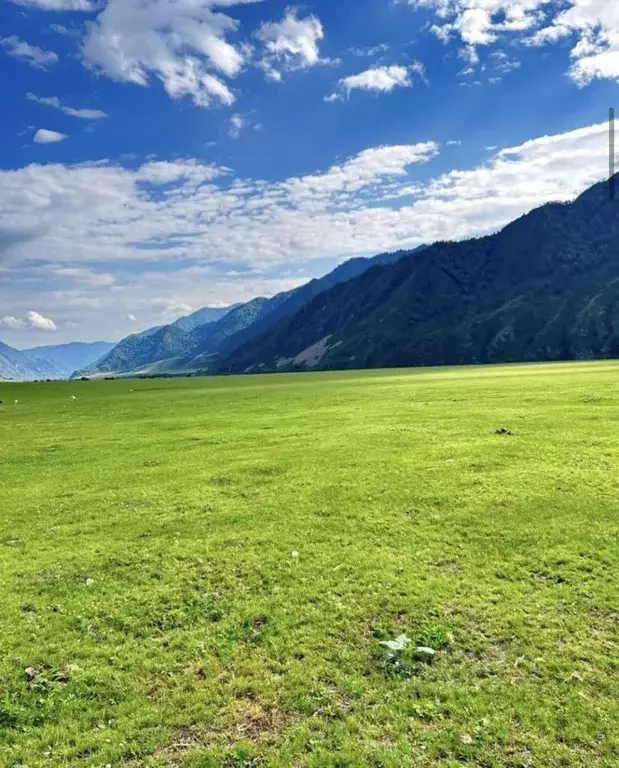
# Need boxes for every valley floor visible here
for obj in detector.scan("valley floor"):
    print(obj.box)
[1,362,618,767]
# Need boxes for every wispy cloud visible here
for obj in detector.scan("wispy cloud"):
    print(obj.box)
[0,36,58,69]
[229,114,245,139]
[7,0,98,8]
[349,44,390,57]
[27,94,107,120]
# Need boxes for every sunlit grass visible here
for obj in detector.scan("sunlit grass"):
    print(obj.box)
[1,362,618,767]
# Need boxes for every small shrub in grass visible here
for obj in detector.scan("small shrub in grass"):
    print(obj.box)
[377,635,430,677]
[376,627,451,676]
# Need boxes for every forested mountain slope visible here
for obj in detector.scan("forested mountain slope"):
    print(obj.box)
[219,177,619,373]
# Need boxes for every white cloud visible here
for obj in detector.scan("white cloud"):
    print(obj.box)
[1,312,57,331]
[27,93,107,120]
[349,44,390,57]
[50,24,74,35]
[527,2,619,86]
[81,0,261,108]
[411,0,548,48]
[27,311,57,331]
[0,122,607,274]
[229,114,245,138]
[0,36,58,69]
[490,50,521,74]
[158,300,195,316]
[0,316,25,330]
[136,158,224,187]
[409,0,619,85]
[0,144,438,281]
[257,8,327,81]
[327,63,426,100]
[33,129,68,144]
[7,0,98,8]
[0,120,612,342]
[53,267,116,287]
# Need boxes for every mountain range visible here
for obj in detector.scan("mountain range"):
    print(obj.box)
[0,341,115,382]
[74,249,414,378]
[5,175,619,382]
[220,175,619,372]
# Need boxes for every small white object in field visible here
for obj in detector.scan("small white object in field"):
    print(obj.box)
[291,551,299,560]
[85,578,95,586]
[129,389,134,393]
[14,399,19,405]
[412,646,436,663]
[71,395,77,401]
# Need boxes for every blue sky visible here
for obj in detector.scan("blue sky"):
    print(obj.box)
[0,0,617,347]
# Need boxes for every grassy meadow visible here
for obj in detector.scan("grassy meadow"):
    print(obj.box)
[1,362,619,767]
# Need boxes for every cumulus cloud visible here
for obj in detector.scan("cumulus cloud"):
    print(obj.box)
[409,0,619,85]
[0,312,57,331]
[27,93,107,120]
[326,63,426,101]
[0,316,25,330]
[6,2,334,105]
[412,0,548,49]
[0,36,58,69]
[81,0,261,108]
[256,8,328,81]
[27,311,57,331]
[526,1,619,86]
[33,129,68,144]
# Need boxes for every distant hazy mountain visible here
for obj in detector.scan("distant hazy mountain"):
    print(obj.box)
[76,304,238,377]
[219,176,619,373]
[79,250,419,378]
[0,340,116,382]
[23,341,115,379]
[76,324,192,377]
[171,305,236,332]
[0,341,64,381]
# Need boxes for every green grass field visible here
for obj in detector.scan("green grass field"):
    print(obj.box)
[1,363,619,767]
